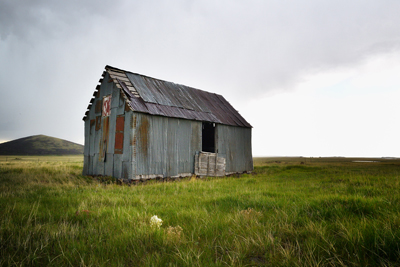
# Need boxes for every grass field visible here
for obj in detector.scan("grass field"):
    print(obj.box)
[1,156,400,266]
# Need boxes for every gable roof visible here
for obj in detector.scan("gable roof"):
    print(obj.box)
[83,65,252,128]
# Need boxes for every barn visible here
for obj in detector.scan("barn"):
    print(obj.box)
[82,65,253,180]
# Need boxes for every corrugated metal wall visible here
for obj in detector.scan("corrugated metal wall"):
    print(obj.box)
[83,73,127,177]
[216,124,253,173]
[132,113,201,178]
[84,73,253,179]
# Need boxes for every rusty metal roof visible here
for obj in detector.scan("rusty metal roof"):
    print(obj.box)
[84,65,252,128]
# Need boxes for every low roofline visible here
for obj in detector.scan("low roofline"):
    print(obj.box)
[83,65,252,128]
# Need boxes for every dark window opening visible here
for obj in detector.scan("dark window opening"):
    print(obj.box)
[202,122,215,153]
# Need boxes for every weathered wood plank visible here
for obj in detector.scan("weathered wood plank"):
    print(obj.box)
[195,151,226,177]
[107,69,126,77]
[111,76,131,83]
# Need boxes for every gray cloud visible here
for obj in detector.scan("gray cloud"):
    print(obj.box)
[1,0,400,144]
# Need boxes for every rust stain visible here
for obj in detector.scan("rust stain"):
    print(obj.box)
[95,116,101,131]
[99,116,110,161]
[125,102,131,112]
[138,116,149,158]
[116,115,124,131]
[95,100,102,113]
[132,116,137,160]
[114,115,124,154]
[114,132,124,154]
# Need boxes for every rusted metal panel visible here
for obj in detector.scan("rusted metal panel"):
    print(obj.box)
[114,115,124,154]
[118,66,252,128]
[115,115,124,131]
[175,84,200,111]
[125,102,131,112]
[95,116,101,131]
[137,115,149,159]
[145,103,163,116]
[131,113,200,179]
[134,114,145,176]
[181,85,211,113]
[108,110,117,154]
[126,72,157,103]
[99,116,110,161]
[118,79,148,112]
[143,76,169,106]
[95,100,102,113]
[152,79,175,107]
[123,112,133,163]
[130,113,137,178]
[162,81,185,108]
[118,76,224,124]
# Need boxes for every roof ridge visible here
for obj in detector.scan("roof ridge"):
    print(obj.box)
[105,65,222,96]
[83,65,252,128]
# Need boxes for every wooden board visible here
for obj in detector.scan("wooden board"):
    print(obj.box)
[195,151,226,177]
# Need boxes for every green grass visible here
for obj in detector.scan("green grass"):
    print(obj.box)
[1,156,400,266]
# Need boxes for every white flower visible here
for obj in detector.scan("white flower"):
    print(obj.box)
[150,215,163,229]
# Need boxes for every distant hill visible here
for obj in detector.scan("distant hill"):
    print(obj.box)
[0,135,84,155]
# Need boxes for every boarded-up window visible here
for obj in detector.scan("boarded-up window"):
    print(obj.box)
[195,152,226,176]
[95,116,101,131]
[102,95,111,117]
[114,115,125,154]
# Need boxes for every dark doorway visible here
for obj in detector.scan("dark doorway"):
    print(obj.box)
[202,122,215,152]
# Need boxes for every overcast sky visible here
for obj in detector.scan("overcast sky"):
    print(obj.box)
[1,0,399,157]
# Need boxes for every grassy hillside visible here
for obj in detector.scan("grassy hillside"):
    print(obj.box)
[0,135,83,155]
[0,157,400,266]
